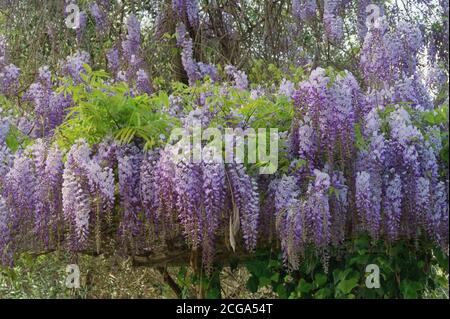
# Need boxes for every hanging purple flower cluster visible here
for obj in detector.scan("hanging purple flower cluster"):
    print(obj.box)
[290,0,343,44]
[122,14,141,63]
[106,14,153,96]
[0,109,13,264]
[23,66,72,137]
[355,106,449,251]
[106,47,120,76]
[277,62,449,269]
[292,67,361,171]
[61,51,91,85]
[0,195,12,265]
[136,69,153,95]
[292,0,317,22]
[176,23,218,85]
[0,128,258,270]
[172,0,200,30]
[30,140,64,247]
[62,139,114,251]
[304,169,331,251]
[117,145,144,251]
[0,36,20,97]
[89,2,107,34]
[226,163,259,252]
[224,65,249,90]
[323,0,344,44]
[273,175,301,269]
[273,168,343,271]
[0,140,65,257]
[356,0,371,41]
[137,142,257,271]
[360,18,434,110]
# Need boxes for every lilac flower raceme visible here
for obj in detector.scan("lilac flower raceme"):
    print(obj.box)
[389,22,423,76]
[356,171,381,239]
[173,160,204,247]
[136,69,153,95]
[292,0,317,22]
[201,161,226,269]
[292,68,361,169]
[122,14,141,61]
[226,164,259,252]
[1,150,39,258]
[0,64,20,96]
[139,150,160,226]
[278,79,295,100]
[360,18,427,95]
[415,177,431,229]
[117,145,143,251]
[61,51,90,85]
[324,0,340,14]
[176,23,201,85]
[304,169,331,248]
[360,18,391,84]
[25,140,64,247]
[0,36,7,68]
[44,144,64,222]
[197,62,219,82]
[172,0,185,18]
[186,0,200,29]
[384,174,403,241]
[329,170,348,246]
[0,195,12,265]
[274,175,302,270]
[93,138,118,170]
[430,181,449,252]
[23,66,72,137]
[89,2,106,33]
[63,140,115,251]
[0,143,12,181]
[106,47,120,76]
[357,0,370,41]
[76,11,87,43]
[62,141,92,250]
[392,74,433,110]
[176,23,218,85]
[323,14,344,44]
[172,0,200,29]
[49,91,73,130]
[30,141,50,243]
[225,65,248,90]
[1,151,37,261]
[323,0,344,44]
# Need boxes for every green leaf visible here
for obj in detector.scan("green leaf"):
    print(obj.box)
[259,277,272,287]
[270,273,280,282]
[5,129,19,151]
[297,279,313,294]
[400,280,422,299]
[246,275,259,293]
[276,284,288,298]
[336,277,359,295]
[314,288,332,299]
[314,273,328,287]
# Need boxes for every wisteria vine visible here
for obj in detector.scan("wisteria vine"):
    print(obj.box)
[0,1,448,274]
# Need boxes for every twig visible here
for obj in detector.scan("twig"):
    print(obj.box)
[157,266,183,299]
